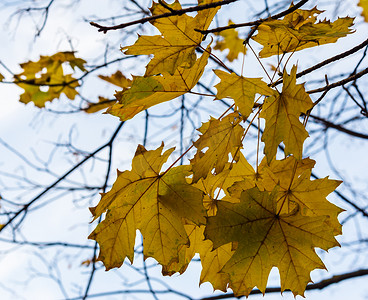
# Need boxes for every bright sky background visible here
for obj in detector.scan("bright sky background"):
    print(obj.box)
[1,0,368,299]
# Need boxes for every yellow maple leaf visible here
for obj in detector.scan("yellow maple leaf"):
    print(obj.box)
[252,7,354,58]
[191,112,244,183]
[108,48,210,121]
[84,71,132,113]
[214,20,245,61]
[123,0,219,76]
[259,156,342,234]
[15,52,86,107]
[260,65,313,162]
[84,97,117,114]
[214,70,274,118]
[205,187,340,297]
[89,143,206,269]
[163,224,233,292]
[98,70,132,89]
[358,0,368,22]
[194,152,257,215]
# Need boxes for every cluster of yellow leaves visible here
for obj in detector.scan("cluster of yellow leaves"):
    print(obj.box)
[108,48,210,121]
[14,52,86,107]
[252,7,354,57]
[84,2,356,297]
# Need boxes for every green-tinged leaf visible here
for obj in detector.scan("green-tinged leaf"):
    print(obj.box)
[205,187,340,297]
[15,51,86,107]
[89,143,206,269]
[108,48,210,121]
[84,97,117,114]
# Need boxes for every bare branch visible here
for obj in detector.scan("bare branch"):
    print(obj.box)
[90,0,238,34]
[307,68,368,94]
[199,269,368,299]
[198,0,309,34]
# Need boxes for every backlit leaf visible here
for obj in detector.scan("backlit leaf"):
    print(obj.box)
[252,7,354,58]
[108,48,210,121]
[123,0,219,75]
[191,112,244,183]
[98,71,132,89]
[89,144,206,269]
[214,20,245,61]
[15,51,86,107]
[214,70,274,118]
[259,156,342,234]
[205,187,339,297]
[358,0,368,22]
[84,97,117,114]
[260,65,313,161]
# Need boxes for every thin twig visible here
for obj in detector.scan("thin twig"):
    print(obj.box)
[0,122,125,233]
[273,38,368,87]
[307,68,368,94]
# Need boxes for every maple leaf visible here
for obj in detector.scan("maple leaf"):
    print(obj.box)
[98,70,132,89]
[84,97,117,114]
[15,52,86,107]
[205,187,340,297]
[358,0,368,22]
[89,143,206,269]
[123,0,219,75]
[214,20,245,61]
[252,7,354,58]
[214,70,274,118]
[194,152,257,215]
[259,156,342,234]
[229,155,342,234]
[108,48,210,121]
[191,112,245,183]
[163,224,234,291]
[260,65,313,162]
[84,71,132,113]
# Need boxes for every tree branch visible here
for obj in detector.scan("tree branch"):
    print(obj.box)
[199,269,368,299]
[272,38,368,87]
[90,0,238,33]
[309,114,368,140]
[307,67,368,94]
[198,0,309,34]
[0,122,125,233]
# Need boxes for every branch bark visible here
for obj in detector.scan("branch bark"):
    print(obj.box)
[199,269,368,300]
[90,0,238,33]
[198,0,309,34]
